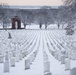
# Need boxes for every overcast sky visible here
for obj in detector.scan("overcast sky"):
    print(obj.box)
[0,0,63,6]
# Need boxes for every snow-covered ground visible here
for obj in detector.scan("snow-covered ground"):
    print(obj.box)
[0,29,76,75]
[0,23,65,29]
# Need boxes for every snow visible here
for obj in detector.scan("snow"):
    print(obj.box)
[0,29,76,75]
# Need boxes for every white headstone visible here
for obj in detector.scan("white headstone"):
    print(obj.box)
[19,54,22,60]
[44,61,50,73]
[65,52,68,58]
[68,52,71,59]
[5,53,9,60]
[54,53,57,59]
[71,52,76,60]
[16,54,19,62]
[65,58,70,71]
[61,55,65,64]
[10,57,15,67]
[58,54,61,61]
[4,60,9,72]
[30,53,36,64]
[25,59,30,70]
[0,55,4,63]
[22,53,25,58]
[70,68,76,75]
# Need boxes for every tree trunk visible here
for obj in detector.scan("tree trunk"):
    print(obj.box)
[62,24,64,29]
[45,25,47,29]
[3,22,5,29]
[39,23,42,29]
[24,24,26,29]
[57,23,60,29]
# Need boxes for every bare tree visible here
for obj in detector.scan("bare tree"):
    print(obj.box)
[63,0,76,6]
[62,0,75,34]
[20,10,33,29]
[0,3,10,29]
[34,10,44,29]
[41,6,53,29]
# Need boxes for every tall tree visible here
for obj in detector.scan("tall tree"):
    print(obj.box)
[0,3,10,29]
[63,0,75,34]
[20,10,33,29]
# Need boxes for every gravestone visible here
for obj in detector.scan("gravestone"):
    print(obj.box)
[70,68,76,75]
[0,55,4,63]
[56,53,59,60]
[44,61,50,73]
[4,60,9,72]
[33,51,37,57]
[22,53,25,58]
[4,52,9,72]
[19,54,22,60]
[71,52,76,60]
[16,54,19,62]
[65,58,70,71]
[68,52,71,59]
[58,53,61,61]
[5,52,9,60]
[29,54,34,64]
[54,52,57,59]
[61,55,65,64]
[65,52,68,58]
[10,57,15,67]
[25,59,30,70]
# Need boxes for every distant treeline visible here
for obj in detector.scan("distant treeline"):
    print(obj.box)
[0,4,76,30]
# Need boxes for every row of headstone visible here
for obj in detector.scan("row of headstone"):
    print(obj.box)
[21,35,36,57]
[48,30,76,75]
[60,50,71,71]
[47,34,62,61]
[23,34,35,49]
[21,33,34,49]
[46,38,71,72]
[25,49,39,70]
[25,37,40,70]
[48,31,66,61]
[4,52,10,72]
[22,33,39,61]
[13,33,36,62]
[3,31,36,73]
[25,38,37,56]
[43,50,52,75]
[61,36,76,61]
[62,39,76,75]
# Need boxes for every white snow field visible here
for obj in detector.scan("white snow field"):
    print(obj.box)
[0,29,76,75]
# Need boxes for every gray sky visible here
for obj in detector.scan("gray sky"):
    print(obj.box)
[0,0,63,6]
